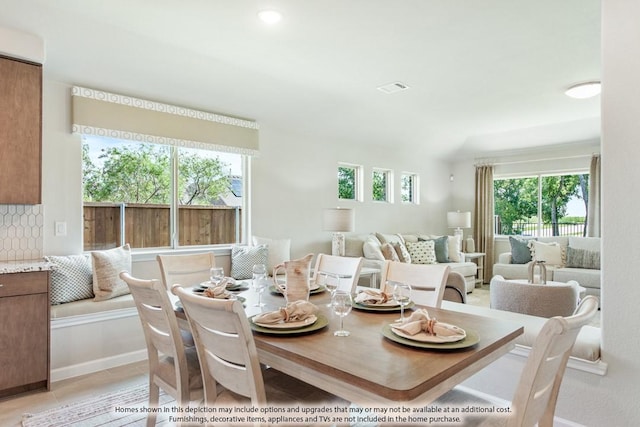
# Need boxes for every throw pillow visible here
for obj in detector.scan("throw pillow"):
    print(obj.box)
[362,235,385,261]
[405,240,437,264]
[418,236,449,263]
[375,232,404,246]
[92,244,132,302]
[231,245,268,279]
[392,241,412,263]
[566,246,601,269]
[252,236,291,274]
[509,236,535,264]
[447,235,462,262]
[380,242,400,261]
[532,241,564,266]
[45,254,94,305]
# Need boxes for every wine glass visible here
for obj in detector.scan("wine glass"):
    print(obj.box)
[318,272,340,307]
[209,267,224,286]
[332,290,353,337]
[392,281,412,323]
[252,264,268,308]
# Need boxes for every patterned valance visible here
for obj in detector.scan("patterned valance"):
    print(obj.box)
[71,86,259,155]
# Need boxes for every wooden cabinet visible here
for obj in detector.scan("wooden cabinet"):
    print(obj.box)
[0,271,50,397]
[0,55,42,204]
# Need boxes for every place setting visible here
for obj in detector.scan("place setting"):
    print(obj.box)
[352,283,415,312]
[381,307,479,350]
[180,267,247,310]
[249,300,328,335]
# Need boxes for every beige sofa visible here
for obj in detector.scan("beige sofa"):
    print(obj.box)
[493,236,601,298]
[344,232,478,293]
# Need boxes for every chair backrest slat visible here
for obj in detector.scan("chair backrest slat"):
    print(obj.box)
[380,261,450,308]
[312,254,364,294]
[157,252,216,290]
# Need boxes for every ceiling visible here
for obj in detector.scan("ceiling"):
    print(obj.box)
[1,0,601,160]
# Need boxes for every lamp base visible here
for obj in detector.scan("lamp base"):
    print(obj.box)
[331,232,346,256]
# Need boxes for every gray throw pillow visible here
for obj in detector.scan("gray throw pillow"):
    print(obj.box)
[509,236,535,264]
[45,254,94,305]
[566,246,601,269]
[419,236,450,263]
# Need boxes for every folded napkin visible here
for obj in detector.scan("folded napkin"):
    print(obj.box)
[253,300,318,324]
[393,309,465,338]
[203,280,234,299]
[354,288,391,305]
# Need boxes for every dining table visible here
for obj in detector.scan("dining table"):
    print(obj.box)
[172,281,524,407]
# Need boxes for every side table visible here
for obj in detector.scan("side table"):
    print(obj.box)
[464,252,485,286]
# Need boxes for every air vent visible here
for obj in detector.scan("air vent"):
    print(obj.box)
[377,81,410,94]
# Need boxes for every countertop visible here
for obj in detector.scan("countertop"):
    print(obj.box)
[0,259,53,274]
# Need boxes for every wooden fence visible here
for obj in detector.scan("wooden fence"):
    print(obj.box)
[83,202,241,250]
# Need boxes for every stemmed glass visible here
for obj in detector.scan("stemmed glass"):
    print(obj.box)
[209,267,224,286]
[252,264,268,308]
[318,272,340,307]
[392,281,412,323]
[332,290,353,337]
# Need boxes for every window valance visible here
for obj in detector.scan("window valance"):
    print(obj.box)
[71,86,259,155]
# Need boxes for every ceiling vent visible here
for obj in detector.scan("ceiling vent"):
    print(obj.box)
[377,81,410,94]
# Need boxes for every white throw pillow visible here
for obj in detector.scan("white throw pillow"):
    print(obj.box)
[532,241,564,266]
[252,236,291,274]
[447,235,462,262]
[92,244,132,302]
[363,235,385,261]
[405,240,437,264]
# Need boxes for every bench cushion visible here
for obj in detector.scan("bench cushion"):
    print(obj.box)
[51,294,136,319]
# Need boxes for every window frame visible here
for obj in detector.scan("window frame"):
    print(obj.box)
[82,135,249,251]
[372,167,394,203]
[401,172,419,204]
[338,162,363,202]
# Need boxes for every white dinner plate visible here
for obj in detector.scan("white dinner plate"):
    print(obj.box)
[357,300,400,308]
[253,315,318,330]
[390,323,466,343]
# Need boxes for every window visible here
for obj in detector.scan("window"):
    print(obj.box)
[494,173,589,236]
[82,135,244,250]
[401,172,419,204]
[338,163,362,201]
[372,168,393,202]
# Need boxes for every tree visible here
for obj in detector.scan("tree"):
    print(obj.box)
[494,177,538,234]
[83,142,231,205]
[372,171,387,201]
[338,166,356,199]
[541,175,581,236]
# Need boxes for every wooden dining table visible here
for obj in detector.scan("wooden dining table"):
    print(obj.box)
[173,282,523,407]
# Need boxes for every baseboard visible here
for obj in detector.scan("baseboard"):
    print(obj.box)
[50,349,148,382]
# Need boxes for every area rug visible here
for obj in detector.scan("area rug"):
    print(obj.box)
[21,384,175,427]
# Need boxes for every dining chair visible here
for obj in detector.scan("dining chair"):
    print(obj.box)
[311,254,364,294]
[437,295,599,427]
[120,272,203,426]
[172,285,342,414]
[380,260,451,308]
[157,252,216,290]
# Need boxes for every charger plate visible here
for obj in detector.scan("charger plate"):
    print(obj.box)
[250,313,329,335]
[352,301,415,312]
[253,315,318,330]
[269,284,325,295]
[381,324,479,350]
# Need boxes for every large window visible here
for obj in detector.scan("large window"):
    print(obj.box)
[82,135,244,250]
[494,173,589,236]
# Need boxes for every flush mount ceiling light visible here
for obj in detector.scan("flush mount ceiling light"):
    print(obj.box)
[258,10,282,25]
[565,81,601,99]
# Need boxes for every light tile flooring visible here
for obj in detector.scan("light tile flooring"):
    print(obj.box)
[0,361,150,426]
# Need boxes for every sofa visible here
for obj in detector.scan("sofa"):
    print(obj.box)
[493,236,601,298]
[344,232,478,293]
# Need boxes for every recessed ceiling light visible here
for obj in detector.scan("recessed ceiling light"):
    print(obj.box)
[565,81,601,99]
[258,10,282,25]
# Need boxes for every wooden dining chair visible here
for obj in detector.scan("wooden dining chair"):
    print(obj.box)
[311,254,364,294]
[120,272,203,426]
[437,295,599,427]
[157,252,216,290]
[172,285,342,415]
[380,261,451,308]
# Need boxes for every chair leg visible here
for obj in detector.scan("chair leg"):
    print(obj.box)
[147,380,159,427]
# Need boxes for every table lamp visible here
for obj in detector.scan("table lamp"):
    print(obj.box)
[447,211,471,241]
[323,208,355,256]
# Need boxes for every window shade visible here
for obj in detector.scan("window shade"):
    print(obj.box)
[71,86,259,155]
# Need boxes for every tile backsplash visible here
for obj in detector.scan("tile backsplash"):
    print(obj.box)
[0,205,43,261]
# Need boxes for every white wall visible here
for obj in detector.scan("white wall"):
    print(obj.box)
[454,1,640,424]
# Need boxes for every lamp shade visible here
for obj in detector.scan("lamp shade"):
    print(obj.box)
[447,211,471,229]
[323,208,355,232]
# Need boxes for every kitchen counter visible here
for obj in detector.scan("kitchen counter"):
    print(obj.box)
[0,259,53,274]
